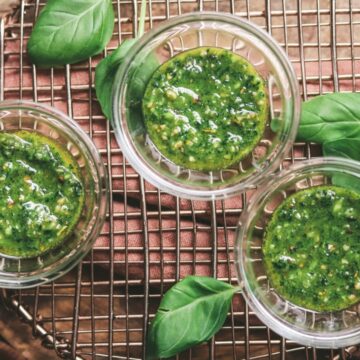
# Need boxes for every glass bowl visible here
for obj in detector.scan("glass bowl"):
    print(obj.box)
[112,12,300,200]
[0,101,108,288]
[235,157,360,348]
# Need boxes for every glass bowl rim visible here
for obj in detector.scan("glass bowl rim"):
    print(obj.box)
[235,156,360,348]
[0,100,108,288]
[112,11,301,200]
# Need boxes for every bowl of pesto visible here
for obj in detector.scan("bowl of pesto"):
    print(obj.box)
[0,101,107,288]
[112,12,300,200]
[236,157,360,348]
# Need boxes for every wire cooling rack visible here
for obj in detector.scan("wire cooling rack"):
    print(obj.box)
[1,0,360,359]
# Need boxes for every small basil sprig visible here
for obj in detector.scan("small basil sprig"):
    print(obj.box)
[146,276,240,360]
[95,0,151,120]
[296,93,360,191]
[28,0,114,68]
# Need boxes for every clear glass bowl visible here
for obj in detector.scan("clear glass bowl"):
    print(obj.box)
[235,157,360,348]
[112,12,300,200]
[0,101,108,288]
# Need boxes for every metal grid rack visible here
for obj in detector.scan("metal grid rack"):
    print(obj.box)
[1,0,360,359]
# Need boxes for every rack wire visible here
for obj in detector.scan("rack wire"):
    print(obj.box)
[1,0,360,359]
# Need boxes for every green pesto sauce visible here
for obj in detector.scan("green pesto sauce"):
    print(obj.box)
[263,186,360,312]
[142,47,268,171]
[0,131,84,258]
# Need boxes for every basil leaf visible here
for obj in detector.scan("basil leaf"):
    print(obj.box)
[28,0,114,68]
[95,39,137,120]
[95,41,158,121]
[125,53,159,131]
[127,54,160,104]
[146,276,239,360]
[323,138,360,161]
[323,138,360,192]
[331,173,360,193]
[270,117,281,133]
[297,93,360,192]
[95,0,156,120]
[297,93,360,143]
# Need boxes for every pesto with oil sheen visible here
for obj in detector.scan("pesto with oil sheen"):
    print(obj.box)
[0,131,84,258]
[142,47,268,171]
[263,186,360,312]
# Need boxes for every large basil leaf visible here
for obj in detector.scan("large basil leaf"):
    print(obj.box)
[95,39,136,120]
[146,276,240,359]
[28,0,114,68]
[297,93,360,143]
